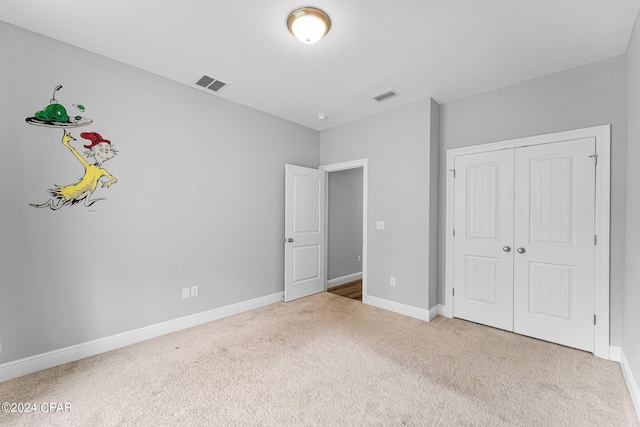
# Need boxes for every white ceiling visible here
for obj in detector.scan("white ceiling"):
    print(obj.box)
[1,1,638,131]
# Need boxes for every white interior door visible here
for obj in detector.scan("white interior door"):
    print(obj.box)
[513,139,596,352]
[284,164,326,302]
[453,149,515,331]
[452,138,597,352]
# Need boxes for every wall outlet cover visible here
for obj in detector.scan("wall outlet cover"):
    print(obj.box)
[182,288,190,300]
[190,286,199,298]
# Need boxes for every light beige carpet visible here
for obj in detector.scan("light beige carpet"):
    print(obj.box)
[0,292,637,426]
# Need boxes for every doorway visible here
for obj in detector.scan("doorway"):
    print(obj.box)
[284,159,368,303]
[321,159,368,303]
[325,167,363,300]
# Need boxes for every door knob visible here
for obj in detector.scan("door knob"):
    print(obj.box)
[503,246,511,252]
[287,238,294,243]
[517,247,526,254]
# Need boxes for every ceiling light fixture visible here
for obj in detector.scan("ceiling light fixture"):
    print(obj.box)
[287,7,331,44]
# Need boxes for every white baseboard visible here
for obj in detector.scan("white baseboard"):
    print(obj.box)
[327,272,363,289]
[437,304,448,317]
[0,292,284,383]
[366,295,431,322]
[610,346,622,362]
[619,348,640,422]
[437,303,453,318]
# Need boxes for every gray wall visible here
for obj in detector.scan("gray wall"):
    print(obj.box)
[428,99,441,309]
[624,10,640,401]
[438,56,627,346]
[327,168,363,281]
[0,21,319,363]
[320,99,436,310]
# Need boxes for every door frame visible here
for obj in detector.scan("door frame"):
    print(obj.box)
[320,159,369,303]
[444,125,611,359]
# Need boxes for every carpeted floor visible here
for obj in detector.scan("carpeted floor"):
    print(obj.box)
[0,292,637,426]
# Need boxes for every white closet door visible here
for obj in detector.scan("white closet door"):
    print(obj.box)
[453,149,515,331]
[513,138,596,352]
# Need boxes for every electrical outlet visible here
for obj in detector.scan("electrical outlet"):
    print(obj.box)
[182,288,190,300]
[190,286,199,298]
[376,221,385,230]
[357,255,361,263]
[390,277,396,287]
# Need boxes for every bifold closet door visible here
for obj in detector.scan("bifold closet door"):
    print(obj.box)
[453,149,515,331]
[513,139,596,352]
[453,138,597,352]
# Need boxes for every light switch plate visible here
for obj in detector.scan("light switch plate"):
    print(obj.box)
[182,288,190,300]
[191,286,199,298]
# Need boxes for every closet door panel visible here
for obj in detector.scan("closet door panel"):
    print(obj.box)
[453,149,514,331]
[513,139,596,352]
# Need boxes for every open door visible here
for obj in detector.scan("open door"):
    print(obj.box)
[284,164,326,302]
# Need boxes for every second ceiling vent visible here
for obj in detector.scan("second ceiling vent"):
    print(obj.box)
[372,90,399,102]
[195,75,228,93]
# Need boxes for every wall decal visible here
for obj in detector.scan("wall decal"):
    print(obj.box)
[25,85,92,128]
[27,85,118,210]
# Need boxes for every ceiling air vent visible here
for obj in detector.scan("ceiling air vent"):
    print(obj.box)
[195,74,228,93]
[372,90,399,102]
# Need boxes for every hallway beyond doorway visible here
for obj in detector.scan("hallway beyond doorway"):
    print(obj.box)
[327,280,362,301]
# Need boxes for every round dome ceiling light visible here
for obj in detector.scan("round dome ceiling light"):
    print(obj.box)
[287,7,331,44]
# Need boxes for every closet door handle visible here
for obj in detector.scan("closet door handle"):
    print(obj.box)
[503,246,511,252]
[516,247,526,254]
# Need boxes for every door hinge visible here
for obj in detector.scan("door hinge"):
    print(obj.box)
[594,235,597,245]
[450,169,456,178]
[452,288,455,296]
[594,314,597,325]
[453,228,456,237]
[589,154,598,166]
